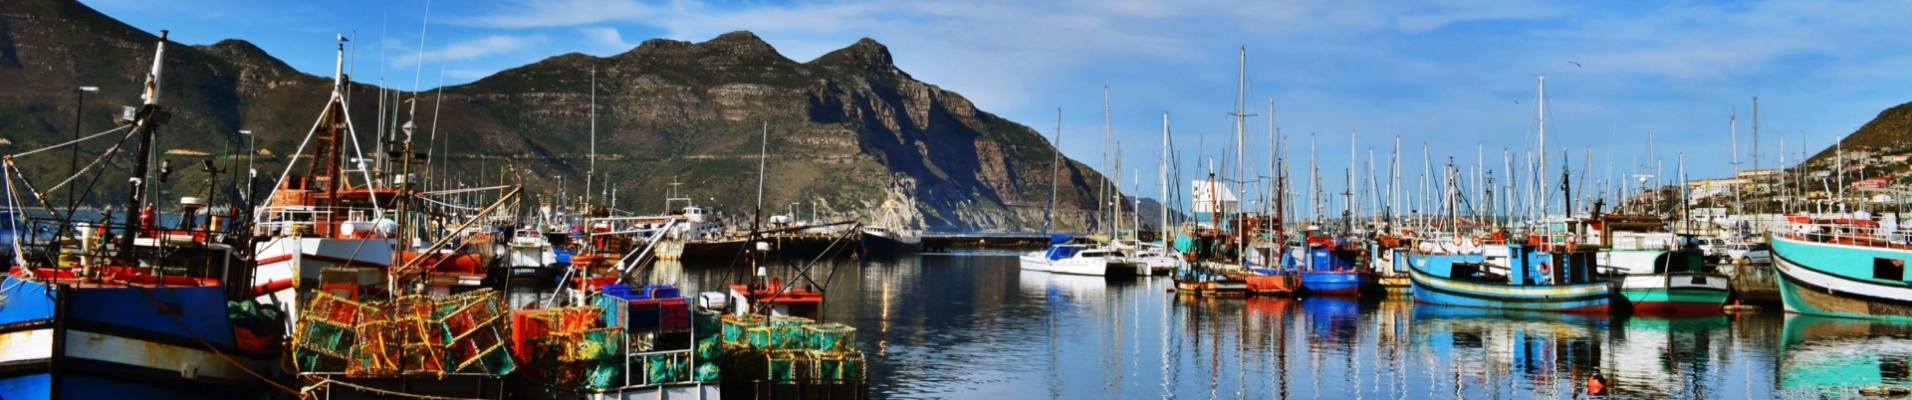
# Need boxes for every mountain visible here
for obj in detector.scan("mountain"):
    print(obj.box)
[0,0,1121,232]
[1809,100,1912,162]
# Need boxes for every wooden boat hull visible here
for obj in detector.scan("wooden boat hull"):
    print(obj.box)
[1298,270,1370,296]
[1238,273,1298,295]
[1620,273,1731,315]
[0,275,281,399]
[1771,236,1912,320]
[1407,262,1613,314]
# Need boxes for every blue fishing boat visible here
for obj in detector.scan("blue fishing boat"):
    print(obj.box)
[1406,235,1616,314]
[1770,215,1912,320]
[0,31,286,399]
[1288,229,1375,296]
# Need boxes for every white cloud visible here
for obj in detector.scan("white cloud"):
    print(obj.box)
[392,34,548,68]
[578,27,635,51]
[451,0,659,29]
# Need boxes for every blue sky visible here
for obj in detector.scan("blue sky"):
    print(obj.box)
[86,0,1912,212]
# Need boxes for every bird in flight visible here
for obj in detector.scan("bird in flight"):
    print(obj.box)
[1568,61,1582,68]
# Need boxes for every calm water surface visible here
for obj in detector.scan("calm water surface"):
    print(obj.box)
[659,252,1912,399]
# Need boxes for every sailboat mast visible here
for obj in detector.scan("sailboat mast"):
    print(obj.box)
[1536,75,1548,217]
[1233,47,1250,259]
[1162,113,1170,240]
[1102,86,1110,234]
[1045,109,1062,234]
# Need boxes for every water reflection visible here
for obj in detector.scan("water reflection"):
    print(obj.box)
[659,254,1842,399]
[1779,315,1912,397]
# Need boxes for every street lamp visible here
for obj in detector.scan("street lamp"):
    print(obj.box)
[68,86,98,209]
[238,130,254,175]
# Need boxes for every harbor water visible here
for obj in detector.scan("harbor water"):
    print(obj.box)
[654,252,1902,399]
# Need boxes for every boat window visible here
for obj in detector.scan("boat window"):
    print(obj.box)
[1047,246,1082,260]
[1876,258,1906,281]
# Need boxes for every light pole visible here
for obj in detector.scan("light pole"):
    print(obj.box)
[238,129,254,175]
[68,86,98,209]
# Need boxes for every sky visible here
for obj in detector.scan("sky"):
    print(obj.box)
[84,0,1912,214]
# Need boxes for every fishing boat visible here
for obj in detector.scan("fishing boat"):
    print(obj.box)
[1290,227,1375,296]
[1369,234,1412,294]
[859,196,922,256]
[0,31,287,399]
[1406,227,1616,314]
[1590,215,1731,315]
[251,39,475,317]
[1770,214,1912,320]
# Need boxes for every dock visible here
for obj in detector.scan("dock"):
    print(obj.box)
[920,233,1052,252]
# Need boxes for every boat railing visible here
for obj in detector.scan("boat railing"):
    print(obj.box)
[252,205,389,238]
[1784,220,1912,248]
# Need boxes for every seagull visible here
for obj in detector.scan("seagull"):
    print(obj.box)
[338,34,350,42]
[1568,61,1582,68]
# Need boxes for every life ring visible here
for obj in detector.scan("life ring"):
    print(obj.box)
[1538,262,1552,276]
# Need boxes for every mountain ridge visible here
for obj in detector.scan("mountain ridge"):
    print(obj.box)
[0,0,1124,232]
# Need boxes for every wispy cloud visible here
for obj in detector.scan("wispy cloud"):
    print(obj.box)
[578,27,635,51]
[392,34,548,68]
[450,0,659,29]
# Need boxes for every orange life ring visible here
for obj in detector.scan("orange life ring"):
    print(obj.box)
[1538,262,1552,276]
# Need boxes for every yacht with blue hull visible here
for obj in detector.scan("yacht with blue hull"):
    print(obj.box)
[1407,240,1617,314]
[0,30,283,399]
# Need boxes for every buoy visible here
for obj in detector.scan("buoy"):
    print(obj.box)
[1587,371,1609,396]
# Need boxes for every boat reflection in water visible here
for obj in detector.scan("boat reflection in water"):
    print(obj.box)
[1780,314,1912,397]
[671,254,1813,398]
[1409,306,1610,398]
[1610,315,1734,398]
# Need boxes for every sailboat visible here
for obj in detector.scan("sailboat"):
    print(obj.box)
[1021,110,1115,276]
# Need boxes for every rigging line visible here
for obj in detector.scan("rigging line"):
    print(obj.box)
[31,125,141,195]
[6,124,133,158]
[262,93,337,215]
[4,165,28,269]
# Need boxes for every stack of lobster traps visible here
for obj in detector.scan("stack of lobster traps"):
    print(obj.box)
[291,289,514,399]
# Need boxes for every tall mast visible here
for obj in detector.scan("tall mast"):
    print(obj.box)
[1162,113,1170,240]
[587,66,596,209]
[1731,109,1741,215]
[1231,47,1254,261]
[1536,75,1548,217]
[118,30,169,264]
[1101,86,1110,234]
[1044,109,1062,234]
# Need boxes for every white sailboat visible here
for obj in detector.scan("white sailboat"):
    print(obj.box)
[1021,109,1116,276]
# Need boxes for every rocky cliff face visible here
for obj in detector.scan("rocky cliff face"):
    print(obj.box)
[0,0,1119,232]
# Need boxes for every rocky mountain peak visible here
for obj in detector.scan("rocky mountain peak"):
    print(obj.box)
[812,37,903,78]
[198,39,295,73]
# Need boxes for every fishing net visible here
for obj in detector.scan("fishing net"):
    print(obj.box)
[646,353,691,385]
[804,323,856,353]
[694,310,722,337]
